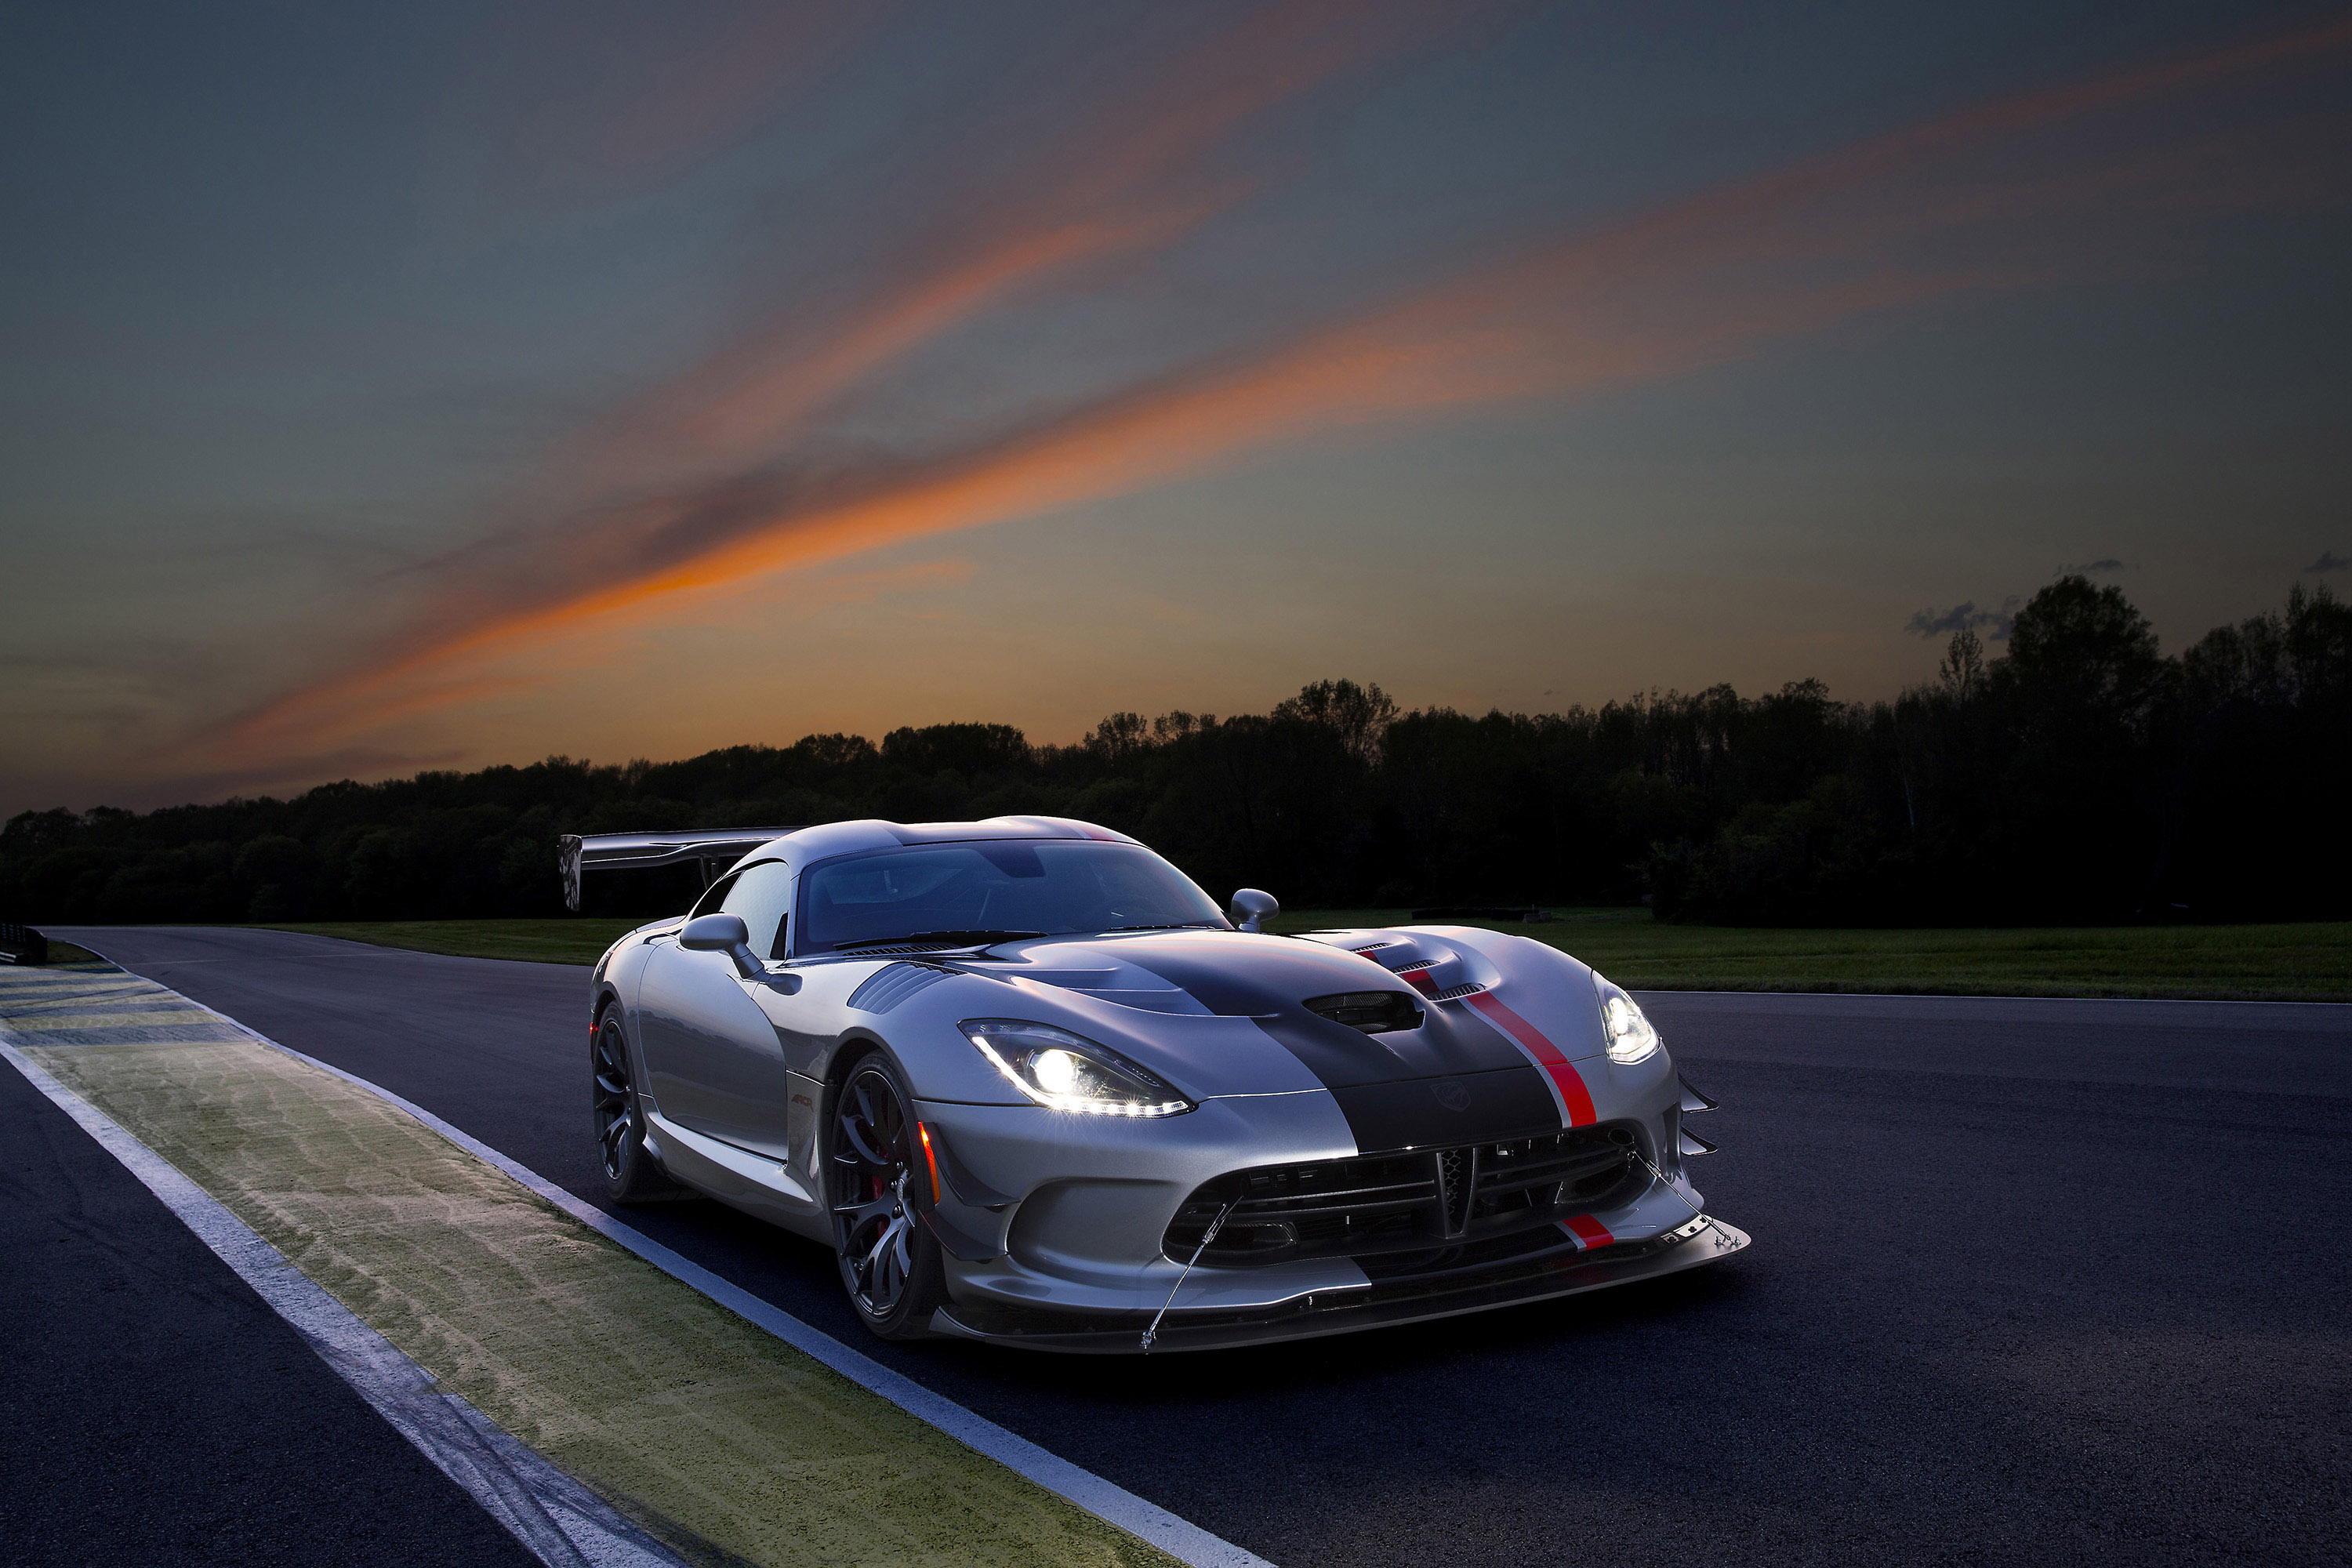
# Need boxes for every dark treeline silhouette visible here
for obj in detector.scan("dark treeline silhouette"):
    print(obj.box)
[6,577,2346,927]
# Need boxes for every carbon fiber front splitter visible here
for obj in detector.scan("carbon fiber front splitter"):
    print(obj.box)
[927,1214,1751,1354]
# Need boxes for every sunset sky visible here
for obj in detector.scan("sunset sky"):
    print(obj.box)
[4,0,2348,816]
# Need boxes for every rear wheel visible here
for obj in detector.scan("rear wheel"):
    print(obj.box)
[592,1011,680,1203]
[827,1050,948,1339]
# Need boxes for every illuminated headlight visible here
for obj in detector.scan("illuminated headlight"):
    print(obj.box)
[1592,975,1661,1065]
[960,1019,1194,1116]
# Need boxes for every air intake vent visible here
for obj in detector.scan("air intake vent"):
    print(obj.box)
[1163,1125,1645,1269]
[1426,982,1485,1001]
[1437,1148,1473,1236]
[847,962,951,1013]
[1305,991,1424,1034]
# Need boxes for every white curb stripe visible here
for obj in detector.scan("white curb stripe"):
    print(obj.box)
[0,1037,685,1568]
[51,951,1278,1568]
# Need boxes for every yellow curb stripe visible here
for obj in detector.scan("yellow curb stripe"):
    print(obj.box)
[0,982,165,1002]
[6,1011,225,1029]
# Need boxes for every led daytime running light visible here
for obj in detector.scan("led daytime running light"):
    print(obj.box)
[960,1019,1193,1116]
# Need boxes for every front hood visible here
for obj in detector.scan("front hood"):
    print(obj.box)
[952,929,1576,1151]
[969,928,1399,1016]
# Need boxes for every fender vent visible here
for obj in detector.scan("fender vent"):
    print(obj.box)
[848,963,951,1014]
[1305,991,1425,1034]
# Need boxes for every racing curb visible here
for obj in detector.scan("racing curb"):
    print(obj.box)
[4,952,1277,1568]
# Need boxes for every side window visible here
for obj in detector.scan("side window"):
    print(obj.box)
[688,873,739,919]
[719,861,794,960]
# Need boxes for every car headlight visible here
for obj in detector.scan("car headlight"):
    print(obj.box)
[960,1019,1194,1116]
[1592,975,1661,1065]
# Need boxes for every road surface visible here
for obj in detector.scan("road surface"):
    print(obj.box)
[27,924,2352,1566]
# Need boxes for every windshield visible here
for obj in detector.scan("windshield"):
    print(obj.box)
[796,840,1226,953]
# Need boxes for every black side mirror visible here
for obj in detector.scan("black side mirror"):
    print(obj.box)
[1229,888,1279,933]
[681,913,763,978]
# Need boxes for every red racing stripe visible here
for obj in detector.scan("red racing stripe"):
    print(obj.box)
[1465,991,1598,1127]
[1399,967,1439,995]
[1559,1214,1615,1249]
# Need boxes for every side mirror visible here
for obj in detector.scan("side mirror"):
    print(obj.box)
[681,913,763,978]
[1229,888,1279,934]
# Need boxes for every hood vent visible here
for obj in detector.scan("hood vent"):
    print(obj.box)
[848,962,952,1014]
[1305,991,1425,1035]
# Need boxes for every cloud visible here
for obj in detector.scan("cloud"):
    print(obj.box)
[181,13,2352,768]
[432,2,884,194]
[588,4,885,175]
[800,559,978,608]
[2060,559,2127,574]
[1907,600,2020,641]
[2304,551,2349,574]
[539,1,1472,500]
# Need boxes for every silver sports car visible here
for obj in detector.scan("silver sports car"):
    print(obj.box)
[568,815,1749,1352]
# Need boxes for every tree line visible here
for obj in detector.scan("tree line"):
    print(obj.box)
[5,575,2346,928]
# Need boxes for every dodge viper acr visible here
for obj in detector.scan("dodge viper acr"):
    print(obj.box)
[571,815,1748,1353]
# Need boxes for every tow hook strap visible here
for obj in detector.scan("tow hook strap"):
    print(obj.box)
[1141,1196,1240,1353]
[1618,1134,1722,1238]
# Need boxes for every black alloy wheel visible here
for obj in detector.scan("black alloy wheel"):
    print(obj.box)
[828,1051,947,1338]
[592,1011,677,1202]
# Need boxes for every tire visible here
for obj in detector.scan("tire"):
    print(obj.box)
[592,1010,682,1203]
[826,1048,949,1340]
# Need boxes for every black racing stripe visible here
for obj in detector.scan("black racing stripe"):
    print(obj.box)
[1232,1006,1516,1087]
[1124,945,1560,1152]
[1328,1066,1565,1152]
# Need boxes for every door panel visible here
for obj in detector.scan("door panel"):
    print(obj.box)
[638,939,797,1161]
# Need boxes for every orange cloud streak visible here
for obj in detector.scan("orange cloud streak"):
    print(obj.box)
[560,0,1468,496]
[201,15,2352,764]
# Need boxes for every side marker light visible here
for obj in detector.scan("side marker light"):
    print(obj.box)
[916,1122,942,1204]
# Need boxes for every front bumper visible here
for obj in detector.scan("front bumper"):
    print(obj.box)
[927,1212,1751,1353]
[913,1084,1746,1354]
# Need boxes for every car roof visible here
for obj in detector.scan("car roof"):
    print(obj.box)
[752,815,1136,864]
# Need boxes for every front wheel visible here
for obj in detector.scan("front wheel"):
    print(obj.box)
[827,1050,949,1340]
[592,1011,681,1203]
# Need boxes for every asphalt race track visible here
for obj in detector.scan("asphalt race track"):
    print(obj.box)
[32,926,2352,1566]
[0,1018,539,1568]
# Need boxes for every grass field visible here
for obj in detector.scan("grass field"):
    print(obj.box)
[1273,909,2352,1001]
[241,911,2352,1001]
[253,919,645,966]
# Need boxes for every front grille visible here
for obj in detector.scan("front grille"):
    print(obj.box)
[1163,1125,1643,1268]
[1438,1147,1472,1232]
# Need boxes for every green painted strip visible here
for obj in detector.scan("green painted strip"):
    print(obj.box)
[1,967,1188,1568]
[3,1005,210,1022]
[7,1020,229,1029]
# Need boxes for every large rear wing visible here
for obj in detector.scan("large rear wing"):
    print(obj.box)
[559,828,800,912]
